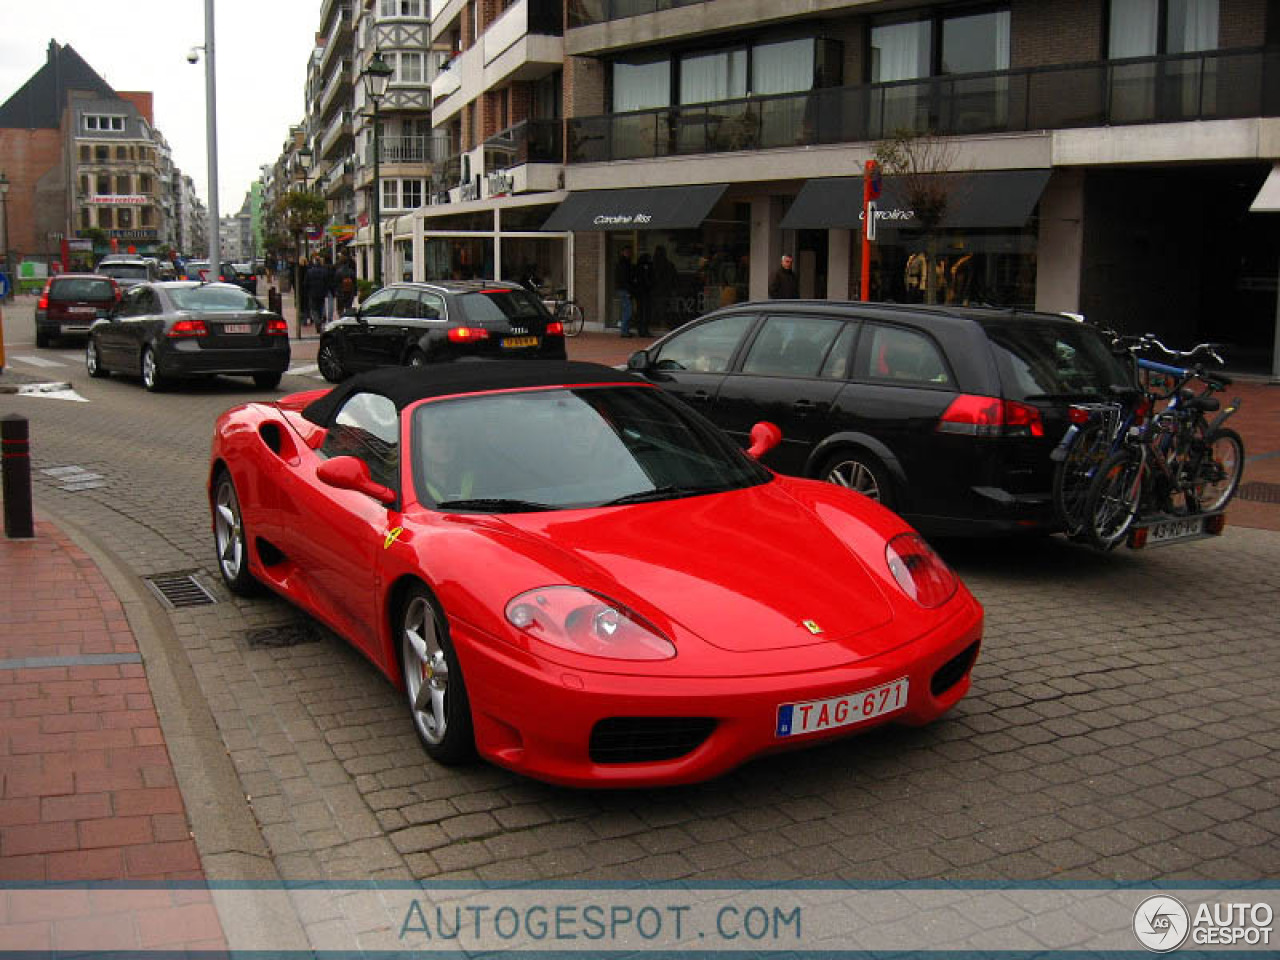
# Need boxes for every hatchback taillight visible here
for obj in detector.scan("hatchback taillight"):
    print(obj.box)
[545,321,564,336]
[937,395,1044,438]
[448,326,489,343]
[167,318,208,338]
[38,294,49,310]
[266,318,289,336]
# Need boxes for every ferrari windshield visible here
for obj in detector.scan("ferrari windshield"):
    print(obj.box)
[411,386,770,511]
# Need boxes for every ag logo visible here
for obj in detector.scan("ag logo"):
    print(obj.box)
[1134,895,1190,952]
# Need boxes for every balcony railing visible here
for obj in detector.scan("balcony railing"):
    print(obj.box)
[482,118,563,168]
[568,0,702,29]
[366,135,428,164]
[567,46,1280,163]
[431,152,463,201]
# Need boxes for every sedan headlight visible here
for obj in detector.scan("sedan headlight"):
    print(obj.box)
[885,533,957,608]
[505,586,675,661]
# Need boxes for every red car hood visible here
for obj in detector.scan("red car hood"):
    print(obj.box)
[499,482,899,657]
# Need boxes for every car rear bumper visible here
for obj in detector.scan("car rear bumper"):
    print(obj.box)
[458,596,982,787]
[161,342,291,376]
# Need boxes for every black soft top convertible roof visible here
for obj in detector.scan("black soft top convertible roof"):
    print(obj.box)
[301,361,643,426]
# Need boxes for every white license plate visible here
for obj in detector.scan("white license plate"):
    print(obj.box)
[502,335,538,349]
[68,306,97,314]
[1147,516,1205,544]
[222,323,254,334]
[776,677,909,738]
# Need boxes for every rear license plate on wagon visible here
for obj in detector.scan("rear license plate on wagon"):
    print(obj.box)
[776,677,909,738]
[222,323,254,334]
[502,336,538,349]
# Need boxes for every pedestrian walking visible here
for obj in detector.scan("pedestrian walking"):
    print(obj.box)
[334,256,357,315]
[615,246,635,337]
[633,252,654,337]
[769,254,800,299]
[303,256,331,331]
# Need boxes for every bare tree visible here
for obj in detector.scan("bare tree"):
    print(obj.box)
[874,131,964,304]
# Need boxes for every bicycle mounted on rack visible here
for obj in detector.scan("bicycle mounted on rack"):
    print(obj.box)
[538,287,586,338]
[1050,332,1245,551]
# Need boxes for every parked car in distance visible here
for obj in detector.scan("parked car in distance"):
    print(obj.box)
[157,261,177,281]
[627,302,1136,538]
[177,259,210,282]
[35,273,120,347]
[228,262,257,294]
[207,361,982,786]
[316,280,567,383]
[95,257,158,291]
[86,281,290,392]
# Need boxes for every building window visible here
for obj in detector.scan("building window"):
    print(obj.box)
[80,208,91,230]
[116,174,131,194]
[118,208,132,229]
[382,179,399,208]
[95,145,109,161]
[96,174,110,194]
[141,206,153,227]
[379,0,421,16]
[402,179,422,208]
[79,144,90,162]
[84,115,125,132]
[139,174,152,193]
[393,51,424,83]
[117,146,128,161]
[679,48,748,105]
[1109,0,1219,56]
[869,8,1010,81]
[752,39,815,96]
[98,207,113,229]
[942,9,1011,74]
[613,58,671,112]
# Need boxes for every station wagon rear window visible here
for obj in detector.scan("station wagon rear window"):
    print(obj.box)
[50,279,114,301]
[99,264,150,280]
[980,319,1133,401]
[458,288,548,324]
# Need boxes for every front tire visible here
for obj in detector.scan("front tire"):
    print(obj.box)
[86,337,109,378]
[141,346,166,392]
[1188,427,1244,514]
[821,449,895,510]
[1083,450,1143,551]
[399,586,475,765]
[317,338,347,383]
[212,470,260,596]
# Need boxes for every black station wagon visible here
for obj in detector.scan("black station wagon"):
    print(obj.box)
[627,301,1133,537]
[317,280,566,382]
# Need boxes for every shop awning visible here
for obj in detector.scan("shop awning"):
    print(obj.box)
[1250,163,1280,212]
[780,169,1052,232]
[542,184,728,231]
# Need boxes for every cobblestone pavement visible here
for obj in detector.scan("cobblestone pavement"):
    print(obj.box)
[1,298,1277,888]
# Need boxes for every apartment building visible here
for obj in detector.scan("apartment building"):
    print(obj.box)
[389,0,1276,370]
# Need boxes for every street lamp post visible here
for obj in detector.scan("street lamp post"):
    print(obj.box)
[294,147,313,337]
[362,51,393,287]
[0,172,11,300]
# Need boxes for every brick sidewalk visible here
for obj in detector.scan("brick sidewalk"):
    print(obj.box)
[0,522,227,950]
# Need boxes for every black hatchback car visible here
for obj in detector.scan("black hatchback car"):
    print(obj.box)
[86,281,291,392]
[627,301,1133,537]
[316,280,566,382]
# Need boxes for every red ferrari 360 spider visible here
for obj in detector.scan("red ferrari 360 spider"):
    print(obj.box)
[208,361,982,787]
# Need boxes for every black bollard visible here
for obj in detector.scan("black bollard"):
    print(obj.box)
[2,413,34,539]
[268,286,282,316]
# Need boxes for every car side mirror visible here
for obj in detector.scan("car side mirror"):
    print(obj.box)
[626,349,651,372]
[316,456,396,505]
[745,422,782,460]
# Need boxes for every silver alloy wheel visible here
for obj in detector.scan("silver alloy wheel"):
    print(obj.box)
[827,458,882,501]
[214,476,244,583]
[141,348,158,390]
[318,341,345,382]
[86,339,99,375]
[402,596,450,745]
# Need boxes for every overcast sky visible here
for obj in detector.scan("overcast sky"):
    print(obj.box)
[0,0,319,214]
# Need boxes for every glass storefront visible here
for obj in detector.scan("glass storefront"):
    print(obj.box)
[423,237,494,281]
[856,228,1037,308]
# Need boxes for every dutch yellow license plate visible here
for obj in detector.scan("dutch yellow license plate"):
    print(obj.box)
[502,336,538,349]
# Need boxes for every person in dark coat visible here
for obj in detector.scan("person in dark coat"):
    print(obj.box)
[632,252,654,337]
[614,246,635,337]
[333,256,358,315]
[769,254,800,299]
[303,256,332,330]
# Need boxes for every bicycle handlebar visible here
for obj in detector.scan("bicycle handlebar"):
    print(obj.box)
[1116,333,1224,366]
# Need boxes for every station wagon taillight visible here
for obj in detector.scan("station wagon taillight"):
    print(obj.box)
[266,318,289,336]
[448,326,490,343]
[167,318,209,338]
[545,321,564,336]
[937,395,1045,438]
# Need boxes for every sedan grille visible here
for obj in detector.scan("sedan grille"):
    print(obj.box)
[931,641,980,697]
[589,717,716,765]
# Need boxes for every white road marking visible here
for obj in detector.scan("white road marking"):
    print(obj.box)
[288,364,320,377]
[17,383,88,402]
[13,355,67,368]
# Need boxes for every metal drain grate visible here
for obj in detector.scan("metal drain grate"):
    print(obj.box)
[245,622,321,648]
[143,573,217,609]
[1237,482,1280,504]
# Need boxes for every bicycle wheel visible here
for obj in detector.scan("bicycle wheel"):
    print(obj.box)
[558,302,585,337]
[1052,422,1109,539]
[1187,427,1244,514]
[1082,449,1144,551]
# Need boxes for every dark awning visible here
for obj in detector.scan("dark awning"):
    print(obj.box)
[780,169,1052,232]
[542,184,728,231]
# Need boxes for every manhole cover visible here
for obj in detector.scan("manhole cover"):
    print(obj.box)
[144,572,217,609]
[245,622,322,648]
[1237,482,1280,504]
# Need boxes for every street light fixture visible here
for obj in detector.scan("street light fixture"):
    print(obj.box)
[188,0,220,271]
[362,50,393,287]
[294,145,314,336]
